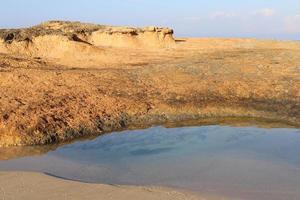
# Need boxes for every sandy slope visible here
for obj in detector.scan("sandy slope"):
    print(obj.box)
[0,171,202,200]
[0,21,299,147]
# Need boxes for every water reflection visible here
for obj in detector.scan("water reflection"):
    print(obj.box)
[0,117,297,160]
[0,118,299,200]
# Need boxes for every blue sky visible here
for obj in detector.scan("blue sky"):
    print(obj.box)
[0,0,299,40]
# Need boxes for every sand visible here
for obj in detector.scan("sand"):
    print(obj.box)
[0,171,202,200]
[0,21,299,147]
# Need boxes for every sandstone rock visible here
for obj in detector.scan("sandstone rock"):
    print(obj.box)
[0,21,176,59]
[144,26,157,32]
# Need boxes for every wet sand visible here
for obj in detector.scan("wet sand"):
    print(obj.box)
[0,171,203,200]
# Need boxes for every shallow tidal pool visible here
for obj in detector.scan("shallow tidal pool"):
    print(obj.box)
[1,123,300,200]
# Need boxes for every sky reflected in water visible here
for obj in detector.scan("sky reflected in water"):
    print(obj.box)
[0,125,300,200]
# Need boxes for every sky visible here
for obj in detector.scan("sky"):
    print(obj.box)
[0,0,299,40]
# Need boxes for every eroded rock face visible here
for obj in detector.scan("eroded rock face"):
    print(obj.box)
[0,21,175,67]
[0,21,175,57]
[89,26,174,48]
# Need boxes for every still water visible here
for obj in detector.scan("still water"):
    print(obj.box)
[0,124,300,200]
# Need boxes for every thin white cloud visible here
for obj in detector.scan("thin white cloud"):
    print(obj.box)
[179,8,300,39]
[285,13,300,33]
[252,8,276,17]
[210,11,237,19]
[209,8,276,20]
[183,16,202,22]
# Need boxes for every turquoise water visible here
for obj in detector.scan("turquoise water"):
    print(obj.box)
[0,125,300,200]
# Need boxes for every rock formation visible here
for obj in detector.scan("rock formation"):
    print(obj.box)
[0,21,175,60]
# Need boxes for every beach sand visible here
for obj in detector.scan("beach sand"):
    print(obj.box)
[0,171,203,200]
